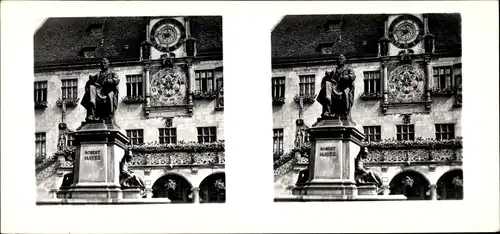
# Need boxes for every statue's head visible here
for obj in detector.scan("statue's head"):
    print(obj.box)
[100,58,110,70]
[338,54,347,66]
[359,146,369,159]
[124,148,133,162]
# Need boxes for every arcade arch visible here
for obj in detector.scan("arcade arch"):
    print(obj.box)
[436,169,463,200]
[198,172,226,203]
[152,173,193,203]
[389,170,430,200]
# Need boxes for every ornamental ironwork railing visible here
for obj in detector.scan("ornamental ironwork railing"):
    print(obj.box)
[58,141,225,168]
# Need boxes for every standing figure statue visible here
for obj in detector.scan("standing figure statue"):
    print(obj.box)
[80,58,120,121]
[119,149,145,190]
[316,54,356,120]
[355,146,382,188]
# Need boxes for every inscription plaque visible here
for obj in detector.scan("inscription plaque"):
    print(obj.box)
[314,140,342,179]
[79,145,106,183]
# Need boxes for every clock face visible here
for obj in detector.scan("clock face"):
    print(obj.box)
[388,15,424,49]
[150,19,186,52]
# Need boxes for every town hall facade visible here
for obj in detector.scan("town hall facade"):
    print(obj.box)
[34,16,225,203]
[272,14,463,200]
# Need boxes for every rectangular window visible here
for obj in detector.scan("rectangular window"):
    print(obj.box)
[126,129,144,145]
[435,124,455,140]
[159,128,177,144]
[363,71,382,94]
[67,133,75,147]
[216,78,224,108]
[61,79,78,100]
[299,75,315,96]
[273,128,284,153]
[34,81,48,103]
[195,70,215,92]
[433,66,452,90]
[197,127,217,143]
[126,74,143,97]
[363,126,382,142]
[396,125,415,141]
[35,133,46,159]
[272,77,286,98]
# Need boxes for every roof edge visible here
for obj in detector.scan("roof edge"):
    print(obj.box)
[272,49,462,69]
[34,52,223,73]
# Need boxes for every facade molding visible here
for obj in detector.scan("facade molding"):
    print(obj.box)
[271,50,461,69]
[34,53,223,73]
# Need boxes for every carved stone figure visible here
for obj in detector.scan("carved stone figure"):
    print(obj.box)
[141,41,151,60]
[60,172,74,189]
[355,146,382,188]
[119,149,145,189]
[80,58,120,121]
[379,36,390,57]
[316,54,356,120]
[294,119,308,148]
[296,169,309,185]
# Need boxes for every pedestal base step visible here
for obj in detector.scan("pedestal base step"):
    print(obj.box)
[36,198,173,205]
[274,194,407,202]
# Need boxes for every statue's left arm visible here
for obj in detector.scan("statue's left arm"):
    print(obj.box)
[346,68,356,82]
[110,72,120,86]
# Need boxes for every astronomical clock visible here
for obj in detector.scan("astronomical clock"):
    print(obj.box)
[143,17,195,117]
[380,14,433,114]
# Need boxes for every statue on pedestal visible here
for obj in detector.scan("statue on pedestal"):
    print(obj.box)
[119,149,145,190]
[80,58,120,121]
[355,146,382,188]
[316,54,356,120]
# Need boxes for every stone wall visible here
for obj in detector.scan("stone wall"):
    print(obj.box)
[271,57,462,154]
[34,60,224,160]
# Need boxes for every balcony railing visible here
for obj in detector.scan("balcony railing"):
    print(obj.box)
[59,141,225,168]
[280,138,462,166]
[364,138,462,165]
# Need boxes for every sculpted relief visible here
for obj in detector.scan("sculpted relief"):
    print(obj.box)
[149,65,187,107]
[387,63,426,103]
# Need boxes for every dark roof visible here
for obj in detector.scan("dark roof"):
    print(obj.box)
[34,16,222,65]
[272,14,461,60]
[428,13,462,53]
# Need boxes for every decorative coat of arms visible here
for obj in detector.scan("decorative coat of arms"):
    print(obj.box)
[387,64,426,103]
[150,66,187,106]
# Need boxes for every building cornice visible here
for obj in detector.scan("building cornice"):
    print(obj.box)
[271,49,461,69]
[34,52,223,73]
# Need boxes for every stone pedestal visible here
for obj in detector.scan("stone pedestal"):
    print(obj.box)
[122,188,143,199]
[66,120,129,200]
[284,117,407,202]
[292,117,364,199]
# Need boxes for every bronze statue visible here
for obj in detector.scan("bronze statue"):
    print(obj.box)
[316,54,356,120]
[119,149,145,190]
[80,58,120,121]
[355,146,382,188]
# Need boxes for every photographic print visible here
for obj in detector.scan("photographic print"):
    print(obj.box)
[34,16,225,204]
[272,14,463,201]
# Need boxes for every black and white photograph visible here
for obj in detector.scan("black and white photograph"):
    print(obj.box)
[1,1,499,233]
[272,14,463,201]
[34,16,225,204]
